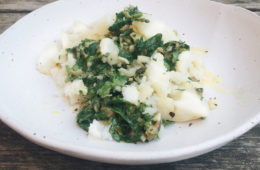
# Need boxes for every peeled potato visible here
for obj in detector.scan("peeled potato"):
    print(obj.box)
[37,43,61,75]
[171,91,209,122]
[133,15,180,42]
[64,79,88,105]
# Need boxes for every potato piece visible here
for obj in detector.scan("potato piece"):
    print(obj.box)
[64,79,88,104]
[133,15,180,43]
[145,53,170,96]
[122,85,139,105]
[138,77,154,103]
[171,91,209,122]
[50,66,67,87]
[88,120,112,140]
[154,95,175,120]
[37,43,61,75]
[100,38,122,65]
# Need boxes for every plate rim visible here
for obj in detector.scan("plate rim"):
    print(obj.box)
[0,0,260,165]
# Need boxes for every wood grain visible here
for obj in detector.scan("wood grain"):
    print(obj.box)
[0,0,260,169]
[0,0,54,12]
[0,13,26,33]
[215,0,260,10]
[0,121,259,169]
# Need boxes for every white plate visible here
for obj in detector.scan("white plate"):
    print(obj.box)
[0,0,260,165]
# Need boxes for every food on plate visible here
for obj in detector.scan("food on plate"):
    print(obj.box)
[38,6,216,143]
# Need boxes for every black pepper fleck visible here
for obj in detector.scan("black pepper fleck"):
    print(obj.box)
[169,112,175,118]
[189,123,192,127]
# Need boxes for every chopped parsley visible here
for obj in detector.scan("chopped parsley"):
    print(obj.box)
[162,41,190,71]
[162,120,175,127]
[195,88,204,100]
[64,6,191,143]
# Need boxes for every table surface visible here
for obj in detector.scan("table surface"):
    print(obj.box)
[0,0,260,169]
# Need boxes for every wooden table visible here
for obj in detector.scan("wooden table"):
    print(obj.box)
[0,0,259,169]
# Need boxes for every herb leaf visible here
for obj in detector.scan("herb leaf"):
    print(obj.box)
[109,6,149,35]
[162,41,190,71]
[135,33,163,57]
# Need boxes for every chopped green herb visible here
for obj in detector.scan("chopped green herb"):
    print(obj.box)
[200,117,206,120]
[63,6,194,143]
[162,41,190,71]
[196,88,203,95]
[135,33,163,57]
[176,89,185,91]
[188,77,200,82]
[162,120,175,127]
[109,6,149,35]
[118,47,134,61]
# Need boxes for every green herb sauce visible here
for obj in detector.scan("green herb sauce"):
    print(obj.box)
[65,6,190,143]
